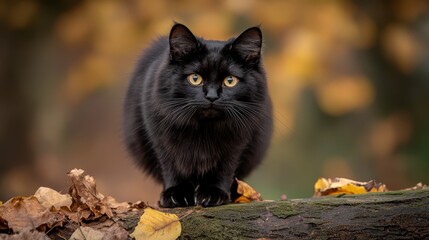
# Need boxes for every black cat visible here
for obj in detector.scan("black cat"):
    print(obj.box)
[123,23,272,207]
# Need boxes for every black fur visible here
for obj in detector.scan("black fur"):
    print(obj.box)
[123,24,272,207]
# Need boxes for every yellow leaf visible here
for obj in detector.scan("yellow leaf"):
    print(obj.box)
[234,196,251,203]
[314,177,330,192]
[130,208,181,240]
[234,179,262,203]
[314,177,387,196]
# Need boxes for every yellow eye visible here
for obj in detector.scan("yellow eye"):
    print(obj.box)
[187,73,203,86]
[224,76,238,87]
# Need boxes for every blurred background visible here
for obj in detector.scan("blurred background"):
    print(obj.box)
[1,0,429,204]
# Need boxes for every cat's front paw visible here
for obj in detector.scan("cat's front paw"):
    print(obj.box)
[195,185,230,207]
[160,184,195,208]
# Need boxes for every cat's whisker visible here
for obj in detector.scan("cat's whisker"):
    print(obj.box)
[156,101,199,131]
[225,107,253,135]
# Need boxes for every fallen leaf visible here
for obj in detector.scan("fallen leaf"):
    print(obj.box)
[314,177,387,196]
[59,206,92,223]
[67,168,112,219]
[0,196,64,232]
[69,226,105,240]
[102,196,131,214]
[34,187,72,210]
[402,182,428,191]
[234,178,262,203]
[103,222,130,239]
[131,201,147,210]
[62,169,145,222]
[130,208,181,240]
[234,196,251,203]
[68,221,129,240]
[0,229,50,240]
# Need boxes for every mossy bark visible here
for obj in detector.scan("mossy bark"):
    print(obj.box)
[168,189,429,239]
[48,189,429,239]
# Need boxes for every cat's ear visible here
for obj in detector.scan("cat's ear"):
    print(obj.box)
[169,24,198,61]
[231,27,262,64]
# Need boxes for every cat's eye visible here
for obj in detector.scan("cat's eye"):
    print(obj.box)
[224,76,238,87]
[187,73,203,86]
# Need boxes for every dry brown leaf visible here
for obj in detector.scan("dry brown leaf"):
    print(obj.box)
[59,206,92,223]
[234,178,262,203]
[402,182,428,191]
[130,208,181,240]
[64,169,144,222]
[69,226,105,240]
[68,221,129,240]
[314,177,387,196]
[0,196,64,232]
[130,201,147,210]
[34,187,72,210]
[0,229,50,240]
[102,196,131,214]
[67,168,112,219]
[100,222,130,239]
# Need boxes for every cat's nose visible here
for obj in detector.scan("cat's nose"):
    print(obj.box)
[205,88,219,102]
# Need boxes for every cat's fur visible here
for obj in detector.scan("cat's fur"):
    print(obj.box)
[123,24,272,207]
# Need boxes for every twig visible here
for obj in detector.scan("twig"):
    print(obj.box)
[57,234,67,240]
[76,209,87,240]
[44,220,62,236]
[179,209,194,221]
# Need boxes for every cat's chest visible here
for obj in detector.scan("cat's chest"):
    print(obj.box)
[162,127,246,175]
[170,126,237,148]
[160,124,247,159]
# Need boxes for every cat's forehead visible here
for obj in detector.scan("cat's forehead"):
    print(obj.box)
[182,38,243,77]
[203,39,227,50]
[201,42,231,73]
[182,40,228,68]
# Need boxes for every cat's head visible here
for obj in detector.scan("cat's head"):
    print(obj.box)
[158,23,269,127]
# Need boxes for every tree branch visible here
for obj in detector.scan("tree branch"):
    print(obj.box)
[166,189,429,239]
[47,189,429,239]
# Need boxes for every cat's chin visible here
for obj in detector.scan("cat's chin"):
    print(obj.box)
[199,107,224,119]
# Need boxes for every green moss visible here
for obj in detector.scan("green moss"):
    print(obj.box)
[179,210,254,240]
[176,202,278,239]
[268,201,299,219]
[201,202,270,220]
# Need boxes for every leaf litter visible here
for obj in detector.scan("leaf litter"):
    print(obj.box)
[0,169,264,239]
[0,169,146,239]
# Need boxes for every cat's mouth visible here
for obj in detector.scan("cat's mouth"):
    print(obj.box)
[199,104,224,119]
